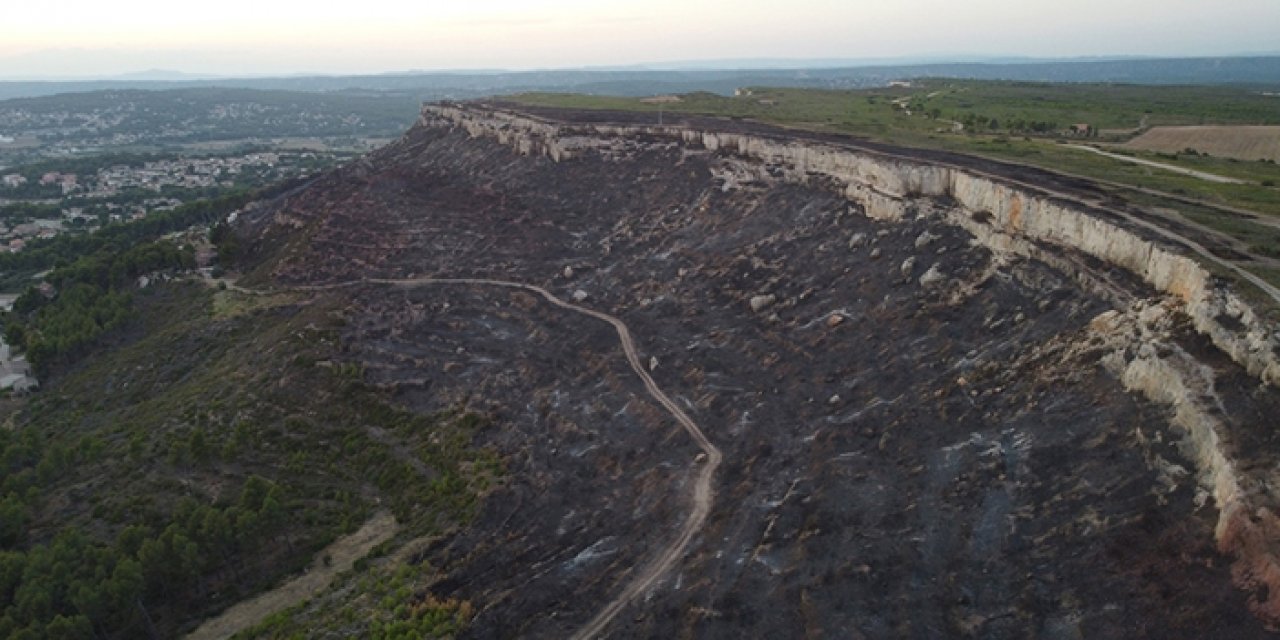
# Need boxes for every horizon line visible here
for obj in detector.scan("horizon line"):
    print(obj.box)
[3,51,1280,83]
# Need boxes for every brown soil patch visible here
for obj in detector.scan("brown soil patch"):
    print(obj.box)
[1124,126,1280,162]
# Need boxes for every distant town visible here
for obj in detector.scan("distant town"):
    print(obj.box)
[0,150,340,251]
[0,88,423,263]
[0,87,417,165]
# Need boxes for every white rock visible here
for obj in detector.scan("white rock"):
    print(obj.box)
[1139,304,1167,326]
[749,294,777,313]
[427,103,1280,393]
[572,290,589,302]
[900,257,917,277]
[563,266,574,278]
[828,394,841,405]
[869,248,882,259]
[915,230,939,249]
[848,232,868,249]
[918,265,946,287]
[649,356,659,371]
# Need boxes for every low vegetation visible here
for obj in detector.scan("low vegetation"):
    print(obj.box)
[3,244,182,377]
[0,111,514,635]
[0,190,251,287]
[242,547,476,639]
[0,280,500,638]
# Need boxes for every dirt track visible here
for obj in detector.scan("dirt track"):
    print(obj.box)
[281,277,722,639]
[185,511,398,640]
[1066,144,1245,184]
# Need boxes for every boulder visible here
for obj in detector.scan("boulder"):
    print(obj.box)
[750,294,777,313]
[900,257,917,277]
[919,264,946,287]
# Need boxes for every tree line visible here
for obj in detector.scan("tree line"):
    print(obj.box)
[1,440,296,640]
[0,189,250,278]
[4,240,195,376]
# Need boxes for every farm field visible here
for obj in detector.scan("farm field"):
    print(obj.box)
[1123,126,1280,162]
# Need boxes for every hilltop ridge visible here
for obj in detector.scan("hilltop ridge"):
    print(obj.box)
[215,101,1280,636]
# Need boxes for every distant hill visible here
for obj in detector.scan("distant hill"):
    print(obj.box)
[1,56,1277,102]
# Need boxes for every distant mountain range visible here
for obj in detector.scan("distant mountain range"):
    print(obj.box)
[586,54,1204,70]
[1,55,1277,102]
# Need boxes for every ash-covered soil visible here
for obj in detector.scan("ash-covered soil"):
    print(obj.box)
[239,111,1275,638]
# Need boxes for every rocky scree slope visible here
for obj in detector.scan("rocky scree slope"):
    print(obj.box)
[232,102,1280,638]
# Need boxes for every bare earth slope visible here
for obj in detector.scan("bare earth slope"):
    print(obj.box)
[234,103,1280,638]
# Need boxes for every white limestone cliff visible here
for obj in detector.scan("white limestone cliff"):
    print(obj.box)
[420,103,1279,390]
[420,101,1280,625]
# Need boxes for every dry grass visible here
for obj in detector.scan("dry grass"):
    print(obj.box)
[209,284,297,319]
[1124,126,1280,162]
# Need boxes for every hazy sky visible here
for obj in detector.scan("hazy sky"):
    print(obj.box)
[2,0,1278,77]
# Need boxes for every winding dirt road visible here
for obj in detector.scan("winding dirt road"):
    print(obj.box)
[271,276,721,638]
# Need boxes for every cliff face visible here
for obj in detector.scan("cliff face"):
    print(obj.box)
[417,102,1280,627]
[237,102,1280,637]
[424,104,1280,390]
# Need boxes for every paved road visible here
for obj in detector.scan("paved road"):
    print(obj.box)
[273,276,722,639]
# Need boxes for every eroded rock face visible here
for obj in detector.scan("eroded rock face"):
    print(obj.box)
[239,103,1280,637]
[421,103,1280,390]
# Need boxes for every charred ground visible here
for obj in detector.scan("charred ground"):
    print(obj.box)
[222,105,1280,638]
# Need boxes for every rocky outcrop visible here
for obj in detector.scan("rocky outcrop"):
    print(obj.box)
[1091,303,1280,625]
[420,103,1280,391]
